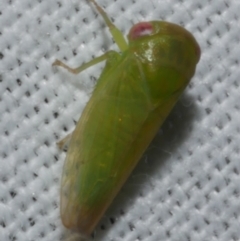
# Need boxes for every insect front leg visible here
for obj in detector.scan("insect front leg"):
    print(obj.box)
[88,0,128,52]
[52,51,113,75]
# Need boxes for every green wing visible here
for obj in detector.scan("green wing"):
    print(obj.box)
[60,52,183,234]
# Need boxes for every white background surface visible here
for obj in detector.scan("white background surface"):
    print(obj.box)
[0,0,240,240]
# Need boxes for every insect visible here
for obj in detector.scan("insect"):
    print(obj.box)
[53,0,200,236]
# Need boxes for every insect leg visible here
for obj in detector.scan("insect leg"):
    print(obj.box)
[52,52,111,75]
[57,132,72,149]
[88,0,128,52]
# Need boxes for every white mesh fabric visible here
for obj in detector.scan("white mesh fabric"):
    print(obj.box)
[0,0,240,240]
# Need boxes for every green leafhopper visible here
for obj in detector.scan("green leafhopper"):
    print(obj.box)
[53,0,200,236]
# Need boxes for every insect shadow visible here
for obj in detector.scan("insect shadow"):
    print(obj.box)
[92,91,199,239]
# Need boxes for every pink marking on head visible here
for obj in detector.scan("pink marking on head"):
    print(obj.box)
[129,22,153,40]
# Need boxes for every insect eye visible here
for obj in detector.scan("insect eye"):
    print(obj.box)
[128,22,153,40]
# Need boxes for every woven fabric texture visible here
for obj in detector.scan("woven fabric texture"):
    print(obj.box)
[0,0,240,240]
